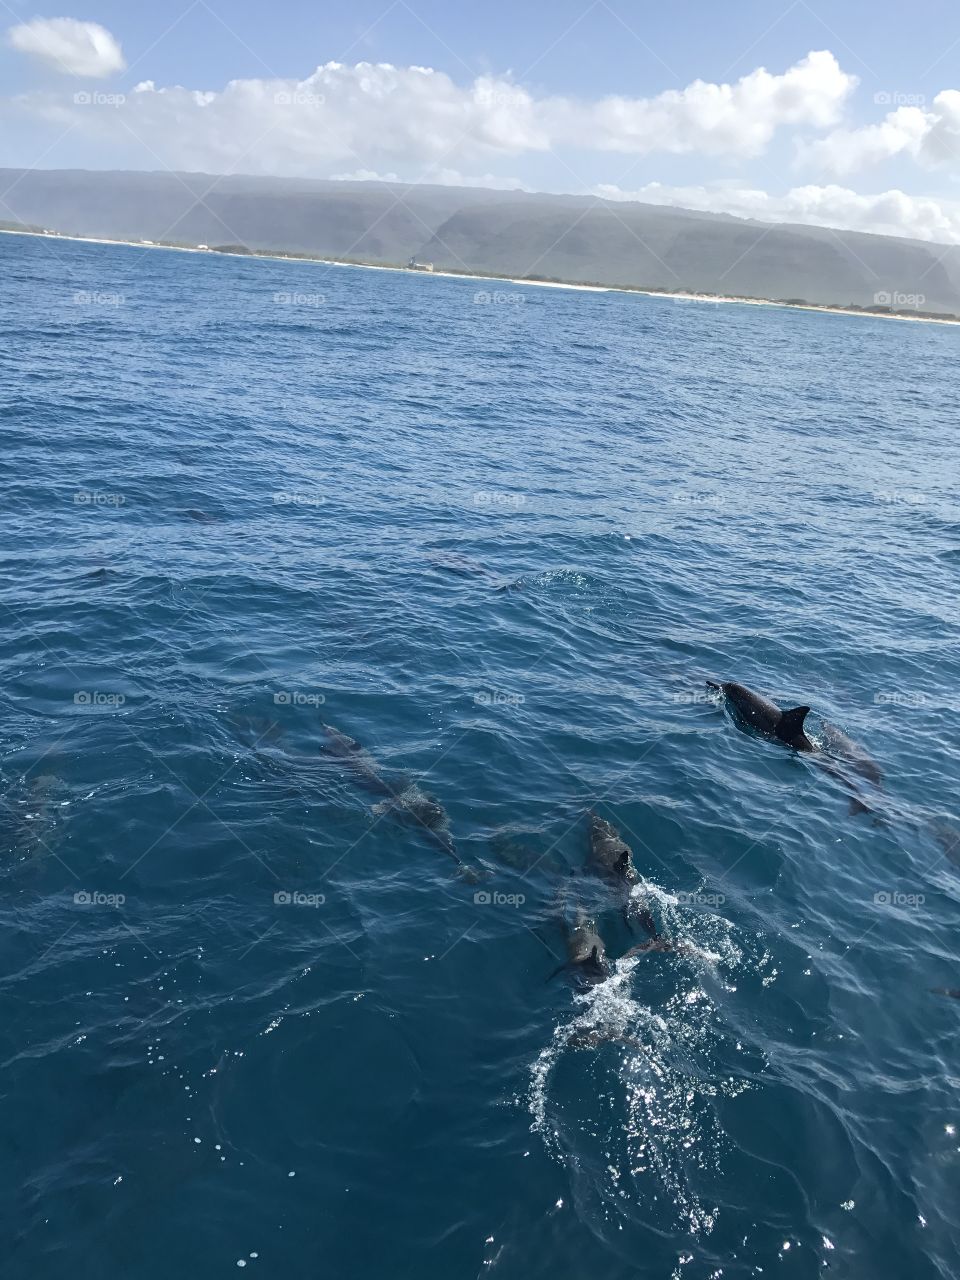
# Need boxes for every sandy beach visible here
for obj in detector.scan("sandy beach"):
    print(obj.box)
[4,226,957,325]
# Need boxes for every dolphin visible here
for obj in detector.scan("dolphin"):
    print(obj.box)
[547,906,611,987]
[587,814,655,932]
[931,987,960,1000]
[588,815,639,889]
[819,721,883,785]
[425,550,519,592]
[707,680,813,751]
[320,723,463,868]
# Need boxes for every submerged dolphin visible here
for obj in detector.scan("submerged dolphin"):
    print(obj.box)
[707,680,813,750]
[320,723,463,868]
[819,721,883,785]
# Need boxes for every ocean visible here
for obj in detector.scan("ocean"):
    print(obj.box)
[2,231,959,1279]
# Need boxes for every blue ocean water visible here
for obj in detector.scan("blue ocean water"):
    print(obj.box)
[2,229,960,1279]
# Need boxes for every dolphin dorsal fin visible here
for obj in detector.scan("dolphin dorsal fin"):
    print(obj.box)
[590,945,599,962]
[777,705,810,741]
[615,850,630,873]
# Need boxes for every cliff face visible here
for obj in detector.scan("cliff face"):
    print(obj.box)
[4,168,960,313]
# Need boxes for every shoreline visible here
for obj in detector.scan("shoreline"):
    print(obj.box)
[3,226,958,326]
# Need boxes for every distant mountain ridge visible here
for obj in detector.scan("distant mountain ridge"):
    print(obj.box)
[3,168,959,314]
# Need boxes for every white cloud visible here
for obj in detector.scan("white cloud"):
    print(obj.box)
[552,50,856,155]
[596,180,960,243]
[11,51,855,174]
[804,90,960,175]
[7,17,125,78]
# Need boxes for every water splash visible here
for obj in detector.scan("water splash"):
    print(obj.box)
[527,884,758,1237]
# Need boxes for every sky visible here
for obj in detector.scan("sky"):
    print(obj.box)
[4,0,960,241]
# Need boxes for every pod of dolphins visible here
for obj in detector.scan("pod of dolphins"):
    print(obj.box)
[319,675,960,1006]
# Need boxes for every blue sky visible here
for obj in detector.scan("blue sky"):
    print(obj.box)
[4,1,960,241]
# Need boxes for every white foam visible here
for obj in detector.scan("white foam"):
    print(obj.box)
[528,882,760,1236]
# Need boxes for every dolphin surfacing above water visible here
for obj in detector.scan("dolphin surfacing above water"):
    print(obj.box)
[547,906,612,987]
[588,815,639,889]
[707,681,813,751]
[587,814,657,933]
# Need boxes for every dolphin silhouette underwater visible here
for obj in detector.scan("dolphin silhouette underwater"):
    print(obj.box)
[320,723,467,870]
